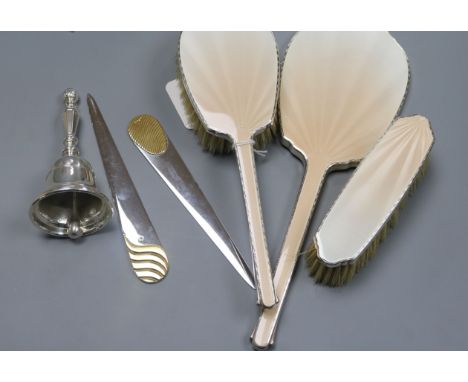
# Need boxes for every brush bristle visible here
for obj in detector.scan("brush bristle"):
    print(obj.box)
[305,158,429,287]
[176,66,277,155]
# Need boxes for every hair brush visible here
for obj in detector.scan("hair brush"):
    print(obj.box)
[251,31,410,349]
[176,35,278,155]
[177,70,277,155]
[306,115,434,286]
[178,32,279,307]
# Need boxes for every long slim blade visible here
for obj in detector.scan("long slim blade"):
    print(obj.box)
[128,115,255,289]
[87,95,161,246]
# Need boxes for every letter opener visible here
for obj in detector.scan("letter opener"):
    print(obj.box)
[87,95,169,284]
[127,114,255,289]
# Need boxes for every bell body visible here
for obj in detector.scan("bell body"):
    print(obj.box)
[29,89,112,239]
[30,156,112,239]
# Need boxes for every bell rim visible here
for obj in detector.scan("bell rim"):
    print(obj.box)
[29,187,113,238]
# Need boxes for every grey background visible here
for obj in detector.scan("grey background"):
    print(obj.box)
[0,32,466,350]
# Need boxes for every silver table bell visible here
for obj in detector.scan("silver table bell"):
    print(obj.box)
[29,89,113,239]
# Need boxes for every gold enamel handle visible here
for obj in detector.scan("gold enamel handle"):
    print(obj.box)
[125,237,169,283]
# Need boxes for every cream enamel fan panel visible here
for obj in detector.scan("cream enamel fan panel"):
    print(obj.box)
[179,32,278,142]
[316,115,434,265]
[280,31,409,165]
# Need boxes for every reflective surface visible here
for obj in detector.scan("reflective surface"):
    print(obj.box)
[128,114,255,289]
[87,95,169,284]
[29,89,112,239]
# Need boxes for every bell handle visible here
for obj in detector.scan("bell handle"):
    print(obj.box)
[62,88,80,156]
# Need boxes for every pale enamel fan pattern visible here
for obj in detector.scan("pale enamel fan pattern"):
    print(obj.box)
[179,32,279,141]
[281,31,409,165]
[315,115,434,265]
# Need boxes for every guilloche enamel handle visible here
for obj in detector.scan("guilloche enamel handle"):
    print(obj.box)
[251,164,325,349]
[235,143,277,308]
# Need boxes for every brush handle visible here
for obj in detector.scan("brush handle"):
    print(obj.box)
[235,143,276,308]
[251,163,326,349]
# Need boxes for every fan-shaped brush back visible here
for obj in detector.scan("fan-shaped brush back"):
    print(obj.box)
[316,115,434,265]
[179,32,279,142]
[281,31,409,166]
